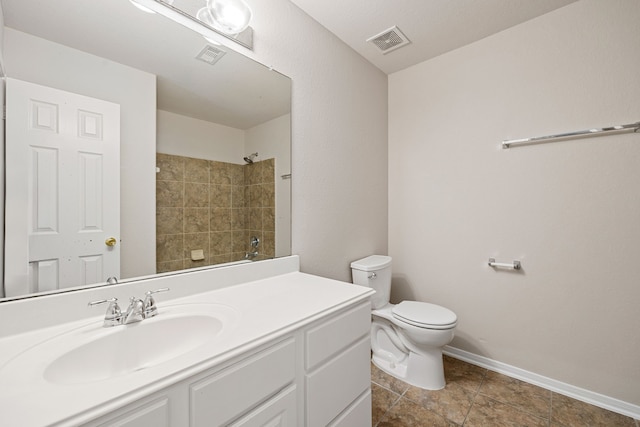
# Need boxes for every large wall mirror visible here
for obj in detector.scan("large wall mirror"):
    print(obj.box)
[0,0,291,301]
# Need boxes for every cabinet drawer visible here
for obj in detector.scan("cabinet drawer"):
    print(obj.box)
[95,397,169,427]
[229,385,297,427]
[190,338,296,427]
[328,389,371,427]
[306,336,371,427]
[305,302,370,370]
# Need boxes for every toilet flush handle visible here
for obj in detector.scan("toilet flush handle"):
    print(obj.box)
[368,272,377,280]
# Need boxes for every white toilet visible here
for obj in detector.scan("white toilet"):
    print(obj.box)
[351,255,457,390]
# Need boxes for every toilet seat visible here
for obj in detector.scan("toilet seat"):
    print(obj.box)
[392,301,457,330]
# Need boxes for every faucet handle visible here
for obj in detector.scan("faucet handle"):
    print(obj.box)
[143,288,170,318]
[88,297,122,327]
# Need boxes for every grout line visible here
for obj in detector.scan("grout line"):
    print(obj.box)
[372,381,404,427]
[461,371,488,426]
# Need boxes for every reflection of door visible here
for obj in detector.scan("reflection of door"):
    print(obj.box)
[4,78,120,297]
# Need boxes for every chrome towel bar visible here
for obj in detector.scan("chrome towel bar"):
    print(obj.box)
[488,258,521,270]
[502,121,640,149]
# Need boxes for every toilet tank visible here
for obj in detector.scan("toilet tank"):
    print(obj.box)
[350,255,392,309]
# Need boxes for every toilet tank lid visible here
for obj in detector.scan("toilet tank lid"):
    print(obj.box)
[350,255,392,271]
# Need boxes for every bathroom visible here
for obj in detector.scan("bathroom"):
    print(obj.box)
[0,0,639,425]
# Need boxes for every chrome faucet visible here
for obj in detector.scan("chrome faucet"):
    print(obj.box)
[89,288,170,327]
[122,297,145,324]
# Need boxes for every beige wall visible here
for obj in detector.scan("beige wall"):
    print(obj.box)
[227,0,389,281]
[389,0,640,406]
[157,109,245,163]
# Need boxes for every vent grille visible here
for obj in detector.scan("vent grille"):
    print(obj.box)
[367,26,411,54]
[196,45,226,65]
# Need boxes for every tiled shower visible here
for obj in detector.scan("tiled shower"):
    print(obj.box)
[156,153,275,273]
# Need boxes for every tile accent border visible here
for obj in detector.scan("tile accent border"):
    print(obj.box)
[444,345,640,420]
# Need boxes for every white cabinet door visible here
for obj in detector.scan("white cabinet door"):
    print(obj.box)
[5,78,120,296]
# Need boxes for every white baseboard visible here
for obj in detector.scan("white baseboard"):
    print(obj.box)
[444,346,640,420]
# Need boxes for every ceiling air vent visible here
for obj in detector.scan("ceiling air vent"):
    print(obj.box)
[196,45,226,65]
[366,26,411,54]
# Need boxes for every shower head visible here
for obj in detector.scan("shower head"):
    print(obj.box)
[243,152,258,164]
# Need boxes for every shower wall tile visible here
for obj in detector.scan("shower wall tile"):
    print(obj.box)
[245,161,261,185]
[156,180,184,207]
[184,208,209,233]
[263,208,275,232]
[185,158,209,183]
[248,185,262,207]
[248,208,262,230]
[210,253,232,265]
[185,183,210,207]
[229,164,244,185]
[157,154,275,273]
[232,185,245,208]
[232,230,248,252]
[262,183,275,207]
[210,185,232,208]
[210,208,231,231]
[157,207,183,235]
[156,234,183,263]
[210,231,232,256]
[231,208,245,230]
[157,153,184,181]
[157,260,184,274]
[210,161,232,185]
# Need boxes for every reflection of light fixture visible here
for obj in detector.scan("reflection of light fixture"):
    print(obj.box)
[206,0,252,35]
[196,7,223,45]
[128,0,174,14]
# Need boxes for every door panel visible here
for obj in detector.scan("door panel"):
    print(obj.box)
[5,78,120,297]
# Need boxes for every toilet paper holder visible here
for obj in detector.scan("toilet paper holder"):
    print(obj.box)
[488,258,521,270]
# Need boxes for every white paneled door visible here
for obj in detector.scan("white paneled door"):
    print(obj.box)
[5,78,121,297]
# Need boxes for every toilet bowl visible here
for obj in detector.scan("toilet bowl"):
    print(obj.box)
[351,255,457,390]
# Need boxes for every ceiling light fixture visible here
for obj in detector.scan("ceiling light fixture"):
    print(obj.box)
[205,0,252,35]
[128,0,174,14]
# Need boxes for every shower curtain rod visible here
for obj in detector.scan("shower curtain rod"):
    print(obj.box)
[502,120,640,149]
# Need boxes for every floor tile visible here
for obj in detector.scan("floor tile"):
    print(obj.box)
[377,398,458,427]
[465,394,549,427]
[551,393,636,427]
[404,382,475,425]
[478,371,551,418]
[371,356,634,426]
[372,362,411,395]
[443,355,487,393]
[373,382,403,426]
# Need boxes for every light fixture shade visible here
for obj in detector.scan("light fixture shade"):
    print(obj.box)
[206,0,252,35]
[128,0,174,14]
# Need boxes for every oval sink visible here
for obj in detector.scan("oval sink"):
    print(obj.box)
[45,314,222,385]
[1,303,238,386]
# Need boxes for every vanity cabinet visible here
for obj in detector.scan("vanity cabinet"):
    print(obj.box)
[83,301,371,427]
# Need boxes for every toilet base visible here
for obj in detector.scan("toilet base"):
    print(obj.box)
[372,346,446,390]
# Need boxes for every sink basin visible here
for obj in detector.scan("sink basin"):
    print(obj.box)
[2,303,238,385]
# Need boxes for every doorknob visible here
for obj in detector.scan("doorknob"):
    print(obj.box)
[105,237,117,247]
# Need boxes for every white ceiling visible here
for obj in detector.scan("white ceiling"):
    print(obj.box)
[290,0,578,74]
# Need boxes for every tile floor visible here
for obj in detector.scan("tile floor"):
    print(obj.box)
[371,356,639,426]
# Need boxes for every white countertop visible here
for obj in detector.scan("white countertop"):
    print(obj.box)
[0,269,373,426]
